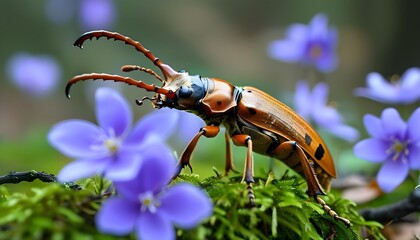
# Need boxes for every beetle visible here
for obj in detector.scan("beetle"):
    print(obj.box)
[66,30,350,226]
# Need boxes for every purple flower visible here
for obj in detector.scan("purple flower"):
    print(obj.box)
[158,108,205,145]
[354,108,420,192]
[354,67,420,105]
[48,87,178,182]
[6,52,61,96]
[45,0,116,30]
[95,146,213,240]
[79,0,116,30]
[268,13,338,73]
[294,80,359,142]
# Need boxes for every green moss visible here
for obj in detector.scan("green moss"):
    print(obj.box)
[0,178,119,240]
[0,173,385,240]
[176,172,385,240]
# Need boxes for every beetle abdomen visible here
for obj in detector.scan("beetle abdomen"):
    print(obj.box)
[236,86,336,191]
[239,123,333,191]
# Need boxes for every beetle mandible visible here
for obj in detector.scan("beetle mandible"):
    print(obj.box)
[66,30,350,227]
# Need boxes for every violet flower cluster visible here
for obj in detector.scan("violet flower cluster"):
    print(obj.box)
[45,0,116,30]
[269,13,359,142]
[96,146,212,240]
[48,88,212,240]
[6,52,61,97]
[354,108,420,192]
[270,12,420,193]
[268,13,338,73]
[294,80,359,142]
[353,66,420,192]
[351,53,420,193]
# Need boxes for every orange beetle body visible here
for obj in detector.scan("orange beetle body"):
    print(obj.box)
[66,30,349,226]
[237,86,336,189]
[187,77,336,192]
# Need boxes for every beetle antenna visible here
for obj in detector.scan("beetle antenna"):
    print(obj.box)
[66,73,175,99]
[73,30,181,82]
[121,65,163,82]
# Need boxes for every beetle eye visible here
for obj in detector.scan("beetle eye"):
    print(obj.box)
[178,86,193,98]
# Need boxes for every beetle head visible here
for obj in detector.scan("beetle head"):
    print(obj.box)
[66,31,206,111]
[118,65,206,111]
[158,72,206,110]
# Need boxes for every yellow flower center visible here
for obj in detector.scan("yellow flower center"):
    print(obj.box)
[139,192,160,213]
[309,44,323,59]
[387,139,409,161]
[104,138,120,153]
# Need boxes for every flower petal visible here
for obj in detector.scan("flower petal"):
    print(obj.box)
[407,107,420,142]
[6,53,61,96]
[353,138,389,162]
[398,68,420,103]
[57,156,111,182]
[268,39,304,63]
[95,197,138,236]
[312,106,341,127]
[325,124,359,142]
[137,211,175,240]
[408,143,420,169]
[315,52,337,73]
[294,80,311,119]
[400,67,420,92]
[95,88,132,137]
[114,142,176,199]
[125,109,178,146]
[308,13,329,38]
[160,183,213,229]
[48,120,107,158]
[104,151,143,181]
[363,114,386,139]
[79,0,115,30]
[311,82,329,108]
[377,159,409,193]
[354,72,397,103]
[175,110,205,144]
[366,73,395,95]
[285,23,308,42]
[134,143,175,192]
[381,108,406,139]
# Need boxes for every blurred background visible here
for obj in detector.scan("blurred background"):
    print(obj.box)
[1,0,420,191]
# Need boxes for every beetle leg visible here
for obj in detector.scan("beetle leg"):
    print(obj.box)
[270,141,325,196]
[270,141,351,227]
[231,134,255,207]
[173,125,220,179]
[224,133,238,176]
[316,196,351,227]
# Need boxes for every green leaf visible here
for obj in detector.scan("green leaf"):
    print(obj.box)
[271,206,278,237]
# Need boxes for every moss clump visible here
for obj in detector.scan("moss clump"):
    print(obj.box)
[176,172,385,240]
[0,173,384,240]
[0,178,117,240]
